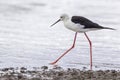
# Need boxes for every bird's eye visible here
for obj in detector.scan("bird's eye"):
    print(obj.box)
[60,16,63,18]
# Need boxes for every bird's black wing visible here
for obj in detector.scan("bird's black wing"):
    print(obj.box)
[71,16,103,29]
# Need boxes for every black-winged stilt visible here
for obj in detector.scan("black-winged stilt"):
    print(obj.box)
[50,14,115,70]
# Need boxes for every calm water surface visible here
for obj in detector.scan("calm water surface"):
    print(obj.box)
[0,0,120,69]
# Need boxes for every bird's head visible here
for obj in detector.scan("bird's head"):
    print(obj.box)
[50,14,69,27]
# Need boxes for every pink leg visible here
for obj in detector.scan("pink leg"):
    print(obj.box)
[50,32,78,65]
[84,32,92,70]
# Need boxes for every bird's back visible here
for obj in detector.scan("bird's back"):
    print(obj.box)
[71,16,103,29]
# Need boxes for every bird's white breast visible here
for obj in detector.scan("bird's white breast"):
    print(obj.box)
[63,20,85,32]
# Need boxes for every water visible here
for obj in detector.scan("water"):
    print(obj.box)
[0,0,120,70]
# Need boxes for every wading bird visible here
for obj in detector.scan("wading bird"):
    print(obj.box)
[50,14,115,70]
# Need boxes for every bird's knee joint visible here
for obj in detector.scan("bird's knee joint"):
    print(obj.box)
[72,45,75,48]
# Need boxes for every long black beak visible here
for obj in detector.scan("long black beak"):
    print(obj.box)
[50,19,61,27]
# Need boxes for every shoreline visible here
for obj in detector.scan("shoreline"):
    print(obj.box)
[0,66,120,80]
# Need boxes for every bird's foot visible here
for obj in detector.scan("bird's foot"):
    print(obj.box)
[49,61,57,65]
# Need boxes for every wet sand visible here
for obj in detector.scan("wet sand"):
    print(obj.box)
[0,66,120,80]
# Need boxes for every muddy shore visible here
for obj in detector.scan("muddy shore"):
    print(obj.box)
[0,66,120,80]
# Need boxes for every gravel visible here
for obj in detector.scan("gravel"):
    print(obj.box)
[0,66,120,80]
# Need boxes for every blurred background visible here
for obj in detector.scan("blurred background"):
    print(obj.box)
[0,0,120,69]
